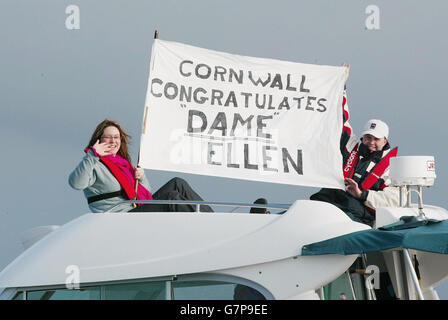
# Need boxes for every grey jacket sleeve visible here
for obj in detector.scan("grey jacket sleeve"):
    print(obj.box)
[68,150,100,190]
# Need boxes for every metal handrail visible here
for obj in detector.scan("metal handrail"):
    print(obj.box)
[106,200,291,213]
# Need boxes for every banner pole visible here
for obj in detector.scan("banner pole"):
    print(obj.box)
[134,29,159,205]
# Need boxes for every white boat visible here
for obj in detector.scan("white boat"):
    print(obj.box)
[1,38,446,301]
[1,156,447,300]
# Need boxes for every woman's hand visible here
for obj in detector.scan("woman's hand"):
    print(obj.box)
[93,139,114,156]
[134,166,144,180]
[345,178,362,198]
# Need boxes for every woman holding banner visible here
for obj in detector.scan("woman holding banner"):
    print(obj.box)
[69,119,212,213]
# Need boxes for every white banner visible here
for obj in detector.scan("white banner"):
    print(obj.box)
[139,39,345,189]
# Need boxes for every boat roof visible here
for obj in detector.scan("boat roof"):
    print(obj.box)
[0,200,369,289]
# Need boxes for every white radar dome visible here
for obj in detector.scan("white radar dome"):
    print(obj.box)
[389,156,436,187]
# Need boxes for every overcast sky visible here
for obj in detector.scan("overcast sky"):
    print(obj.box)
[1,0,448,298]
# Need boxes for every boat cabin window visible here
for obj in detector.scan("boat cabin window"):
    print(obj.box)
[14,278,266,300]
[26,286,101,300]
[103,281,167,300]
[173,280,265,300]
[12,291,24,300]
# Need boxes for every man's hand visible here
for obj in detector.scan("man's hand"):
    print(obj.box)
[342,62,350,83]
[345,178,362,198]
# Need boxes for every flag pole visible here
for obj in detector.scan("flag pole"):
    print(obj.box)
[134,29,159,204]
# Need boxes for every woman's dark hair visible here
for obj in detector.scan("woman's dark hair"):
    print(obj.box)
[87,119,132,162]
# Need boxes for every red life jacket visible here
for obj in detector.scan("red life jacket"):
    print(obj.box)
[343,143,360,180]
[343,144,398,192]
[84,148,136,200]
[362,147,398,191]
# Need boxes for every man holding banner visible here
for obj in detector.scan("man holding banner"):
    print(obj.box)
[310,83,399,226]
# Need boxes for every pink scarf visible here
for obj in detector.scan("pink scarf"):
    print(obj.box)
[103,154,153,201]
